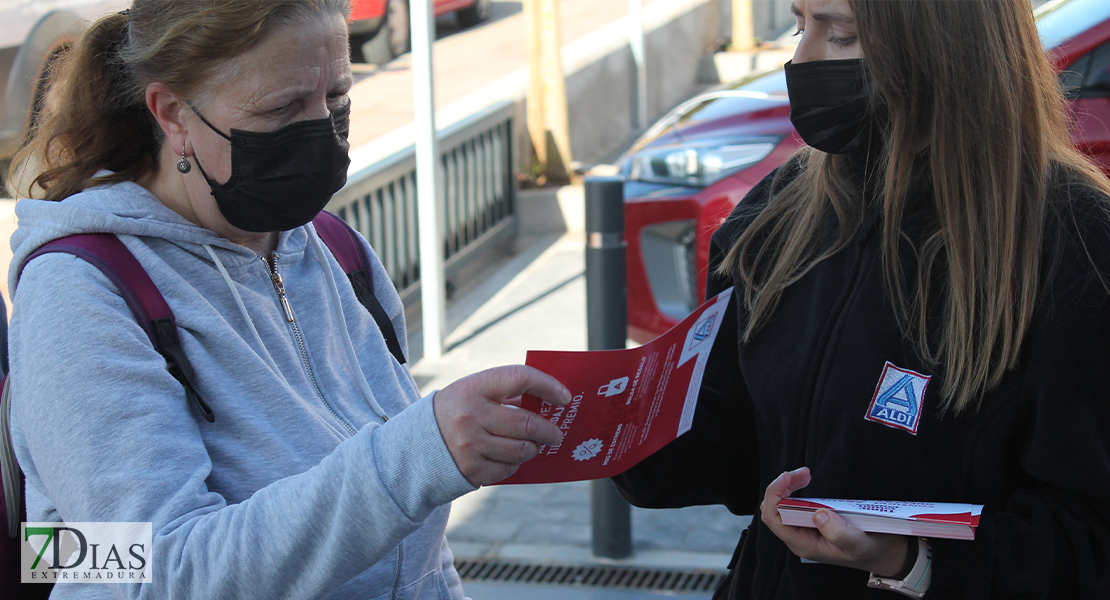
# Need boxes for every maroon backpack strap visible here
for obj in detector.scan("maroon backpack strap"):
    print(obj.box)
[20,234,214,422]
[312,212,407,365]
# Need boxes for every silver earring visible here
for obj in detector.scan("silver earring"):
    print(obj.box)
[176,142,191,174]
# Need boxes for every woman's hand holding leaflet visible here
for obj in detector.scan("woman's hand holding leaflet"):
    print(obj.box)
[433,365,572,486]
[761,467,911,577]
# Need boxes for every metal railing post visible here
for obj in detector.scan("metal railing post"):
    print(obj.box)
[411,0,446,359]
[327,102,518,321]
[585,176,633,560]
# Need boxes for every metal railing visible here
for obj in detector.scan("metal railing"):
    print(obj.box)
[326,100,517,303]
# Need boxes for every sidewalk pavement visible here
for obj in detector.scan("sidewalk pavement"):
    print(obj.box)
[347,0,643,148]
[409,231,752,571]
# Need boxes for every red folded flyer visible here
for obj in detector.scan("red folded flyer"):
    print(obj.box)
[494,287,733,485]
[777,498,984,541]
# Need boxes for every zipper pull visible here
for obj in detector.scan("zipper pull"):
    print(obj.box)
[265,255,295,323]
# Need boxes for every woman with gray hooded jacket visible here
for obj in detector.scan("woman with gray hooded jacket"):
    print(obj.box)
[5,1,569,598]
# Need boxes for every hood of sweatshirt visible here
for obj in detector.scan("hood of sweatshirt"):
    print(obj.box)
[10,180,288,295]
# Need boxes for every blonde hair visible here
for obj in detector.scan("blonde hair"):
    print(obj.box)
[11,0,350,201]
[720,0,1110,413]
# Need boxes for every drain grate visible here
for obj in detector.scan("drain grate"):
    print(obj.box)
[455,559,727,592]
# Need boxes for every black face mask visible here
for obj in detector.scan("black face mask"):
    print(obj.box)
[190,102,351,232]
[784,58,877,155]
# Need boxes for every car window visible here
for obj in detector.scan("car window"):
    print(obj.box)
[676,92,785,127]
[1038,0,1110,49]
[1060,53,1090,98]
[724,68,789,97]
[1085,42,1110,94]
[1061,40,1110,99]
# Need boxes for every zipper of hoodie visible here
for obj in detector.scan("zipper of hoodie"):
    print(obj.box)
[264,254,358,437]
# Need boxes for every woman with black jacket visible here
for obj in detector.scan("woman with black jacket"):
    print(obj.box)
[613,0,1110,598]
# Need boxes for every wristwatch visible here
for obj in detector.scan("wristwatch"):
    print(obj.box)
[867,537,932,598]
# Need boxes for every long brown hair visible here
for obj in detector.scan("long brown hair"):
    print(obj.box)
[10,0,350,202]
[720,0,1110,413]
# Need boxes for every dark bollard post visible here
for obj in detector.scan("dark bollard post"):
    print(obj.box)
[585,176,633,560]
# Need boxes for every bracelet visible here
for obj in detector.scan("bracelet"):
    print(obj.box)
[867,538,932,598]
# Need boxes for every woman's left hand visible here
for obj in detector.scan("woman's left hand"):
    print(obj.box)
[760,466,910,576]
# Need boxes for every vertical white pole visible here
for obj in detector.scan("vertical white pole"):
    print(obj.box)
[731,0,754,51]
[411,0,446,360]
[629,0,647,130]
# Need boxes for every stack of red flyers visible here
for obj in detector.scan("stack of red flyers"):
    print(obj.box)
[777,498,984,541]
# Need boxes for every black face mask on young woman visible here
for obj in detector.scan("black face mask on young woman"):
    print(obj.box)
[189,102,351,232]
[784,58,877,155]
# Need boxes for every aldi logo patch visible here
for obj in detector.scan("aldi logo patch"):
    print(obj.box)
[865,362,931,435]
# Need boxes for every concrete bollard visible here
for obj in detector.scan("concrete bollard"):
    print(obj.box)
[584,176,633,560]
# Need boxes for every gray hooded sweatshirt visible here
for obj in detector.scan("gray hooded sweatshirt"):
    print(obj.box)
[7,180,477,599]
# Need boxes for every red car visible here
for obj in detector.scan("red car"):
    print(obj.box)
[349,0,491,64]
[621,0,1110,343]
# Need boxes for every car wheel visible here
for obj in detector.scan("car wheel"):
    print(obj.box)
[3,42,66,189]
[456,0,492,28]
[28,44,67,139]
[361,0,411,65]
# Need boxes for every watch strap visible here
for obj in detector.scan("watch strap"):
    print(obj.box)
[867,538,932,598]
